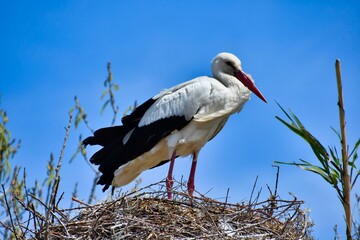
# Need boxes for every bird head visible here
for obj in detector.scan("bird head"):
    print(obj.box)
[212,52,267,103]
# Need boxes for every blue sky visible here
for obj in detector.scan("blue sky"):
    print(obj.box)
[1,1,360,238]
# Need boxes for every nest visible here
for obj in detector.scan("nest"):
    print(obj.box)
[30,180,313,239]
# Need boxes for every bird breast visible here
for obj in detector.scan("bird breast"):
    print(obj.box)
[166,117,227,158]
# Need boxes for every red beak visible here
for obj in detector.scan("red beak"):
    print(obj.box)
[235,69,267,103]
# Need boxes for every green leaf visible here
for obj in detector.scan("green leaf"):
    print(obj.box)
[351,152,358,165]
[331,127,341,141]
[75,112,82,128]
[290,109,306,129]
[101,99,110,114]
[349,138,360,161]
[100,89,109,100]
[113,84,120,91]
[275,159,333,185]
[275,116,306,141]
[329,147,340,165]
[68,106,75,114]
[69,148,79,163]
[348,160,356,168]
[296,162,333,185]
[276,103,331,172]
[81,145,86,156]
[275,101,293,122]
[274,160,301,166]
[352,170,360,189]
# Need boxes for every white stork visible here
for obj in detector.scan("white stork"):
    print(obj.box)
[83,52,267,199]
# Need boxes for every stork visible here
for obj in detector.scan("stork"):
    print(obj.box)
[83,52,267,199]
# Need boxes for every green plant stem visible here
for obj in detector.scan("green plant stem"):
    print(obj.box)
[335,59,352,240]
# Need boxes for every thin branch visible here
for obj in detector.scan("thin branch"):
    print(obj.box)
[249,175,259,205]
[106,62,119,126]
[44,113,72,238]
[272,165,280,197]
[88,172,100,204]
[11,193,25,237]
[1,184,19,240]
[72,197,92,207]
[14,195,46,222]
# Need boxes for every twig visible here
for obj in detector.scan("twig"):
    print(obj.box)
[72,197,92,207]
[88,172,100,204]
[30,203,39,234]
[45,153,54,206]
[249,175,259,205]
[1,184,19,240]
[44,113,72,238]
[221,188,230,213]
[69,182,78,210]
[15,194,47,223]
[56,192,65,209]
[22,168,32,237]
[28,193,48,212]
[11,193,25,237]
[49,176,61,224]
[272,165,280,197]
[0,221,13,235]
[106,62,119,126]
[333,224,340,240]
[78,138,98,173]
[50,210,71,238]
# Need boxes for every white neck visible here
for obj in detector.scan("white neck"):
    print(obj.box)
[214,71,250,95]
[213,71,251,114]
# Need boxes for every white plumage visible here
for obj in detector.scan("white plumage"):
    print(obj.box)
[84,52,267,199]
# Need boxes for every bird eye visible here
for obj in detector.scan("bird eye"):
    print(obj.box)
[225,61,233,67]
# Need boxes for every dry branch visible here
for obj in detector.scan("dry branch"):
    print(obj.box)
[44,113,72,238]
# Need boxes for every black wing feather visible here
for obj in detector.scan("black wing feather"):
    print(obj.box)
[121,98,156,126]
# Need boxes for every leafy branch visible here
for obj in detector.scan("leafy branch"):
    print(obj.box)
[0,98,21,183]
[275,103,359,200]
[68,62,121,204]
[101,62,119,126]
[275,60,359,239]
[69,96,94,133]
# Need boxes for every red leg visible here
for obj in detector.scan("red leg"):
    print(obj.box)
[166,151,177,199]
[187,152,198,197]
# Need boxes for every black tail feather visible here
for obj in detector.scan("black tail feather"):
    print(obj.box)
[83,126,126,147]
[82,126,131,192]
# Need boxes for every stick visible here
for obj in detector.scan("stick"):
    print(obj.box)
[249,175,259,205]
[272,165,280,197]
[335,59,352,239]
[44,113,72,238]
[72,197,92,207]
